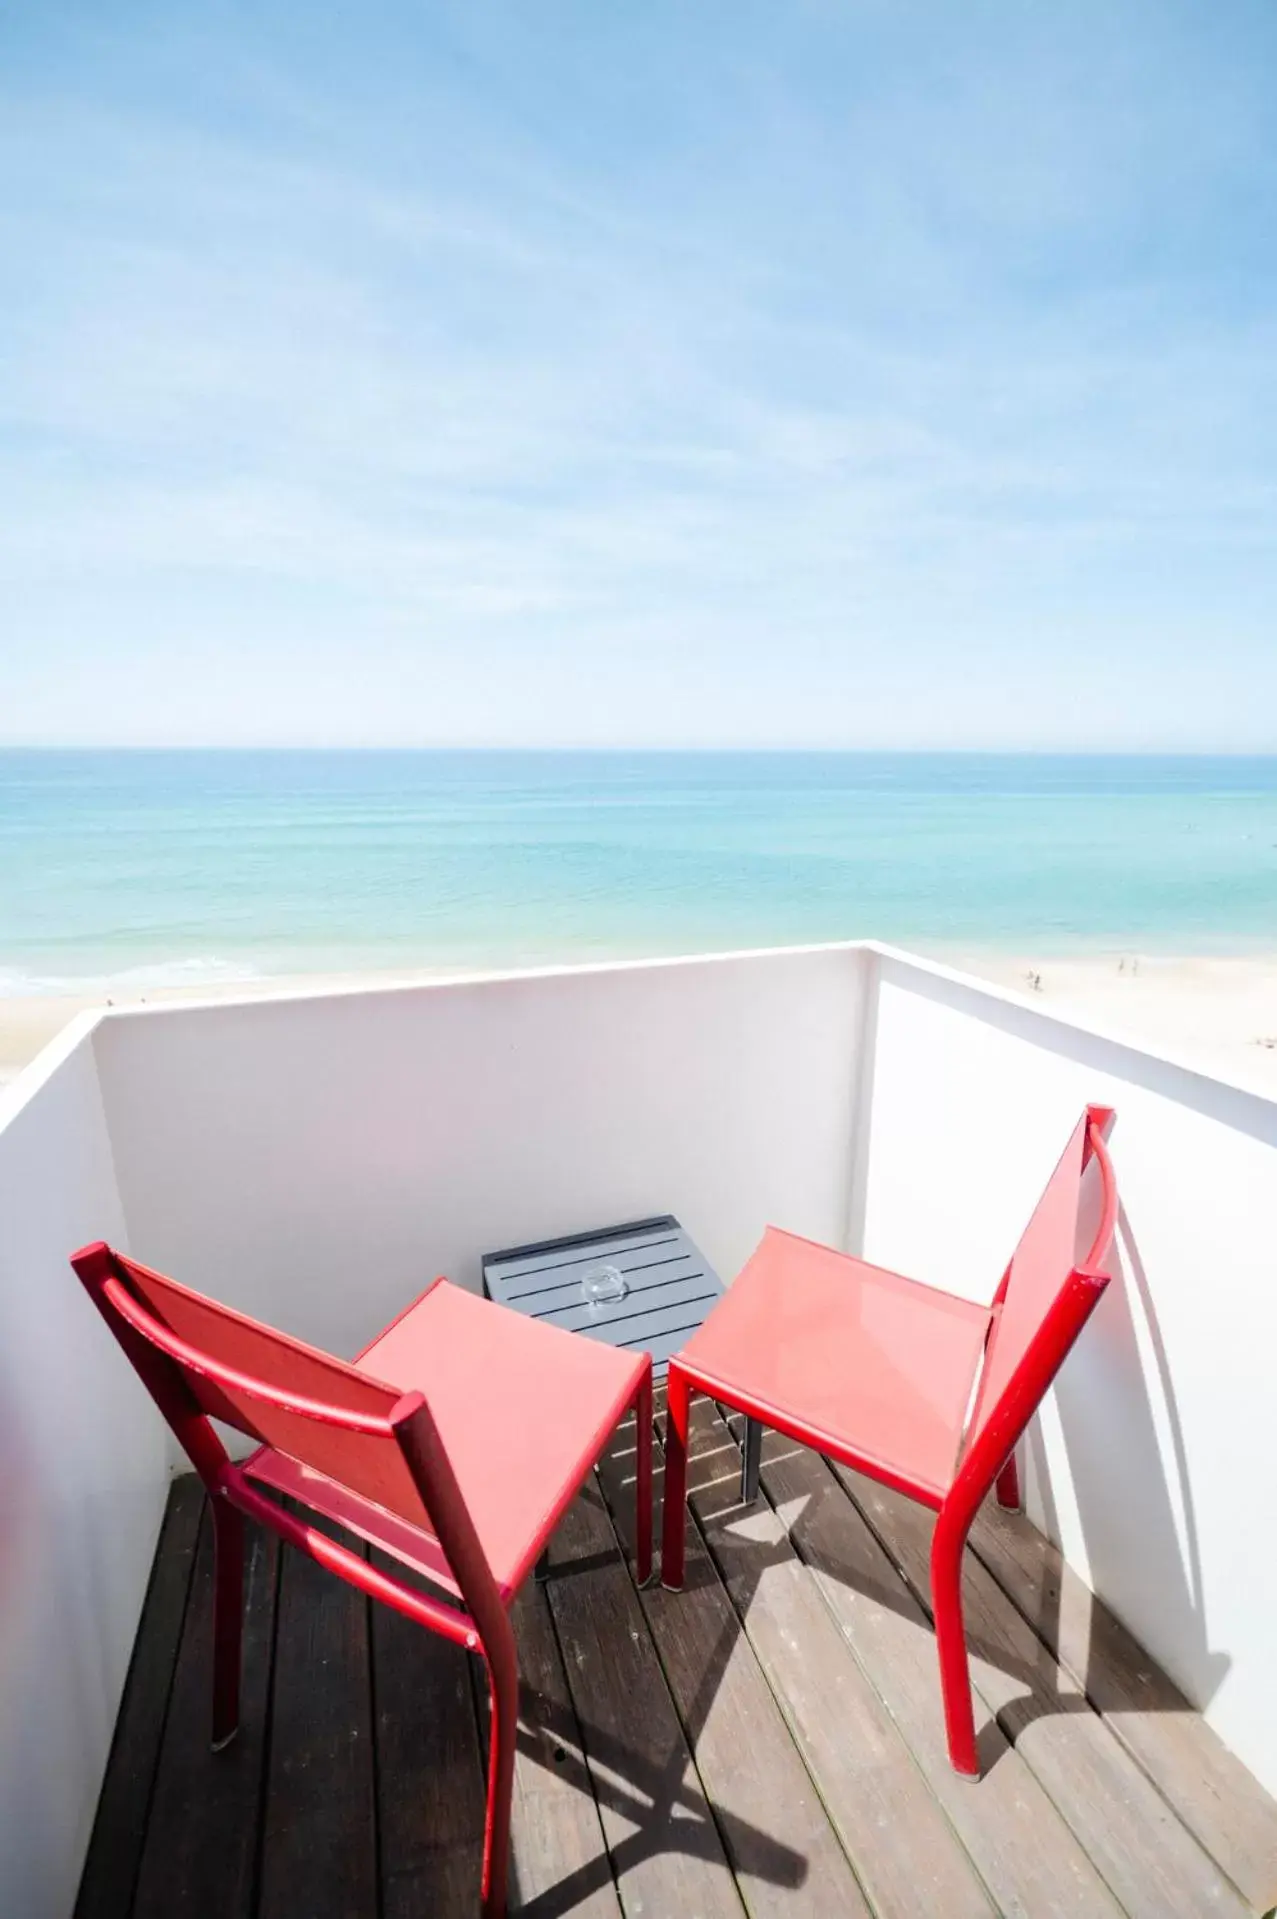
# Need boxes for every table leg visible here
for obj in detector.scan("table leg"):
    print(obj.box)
[740,1417,763,1505]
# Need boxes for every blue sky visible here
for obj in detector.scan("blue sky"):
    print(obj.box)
[2,2,1275,749]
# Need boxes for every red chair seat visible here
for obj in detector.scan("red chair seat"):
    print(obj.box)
[245,1277,647,1599]
[677,1227,991,1503]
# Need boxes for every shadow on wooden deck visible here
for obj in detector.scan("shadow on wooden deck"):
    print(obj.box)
[77,1398,1277,1919]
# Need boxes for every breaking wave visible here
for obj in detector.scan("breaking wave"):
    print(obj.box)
[0,957,267,998]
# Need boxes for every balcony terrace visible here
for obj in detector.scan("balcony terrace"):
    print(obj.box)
[3,942,1277,1915]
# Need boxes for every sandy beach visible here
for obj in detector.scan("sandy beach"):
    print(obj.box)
[947,952,1277,1091]
[3,952,1276,1097]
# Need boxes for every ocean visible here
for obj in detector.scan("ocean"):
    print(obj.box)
[2,751,1276,993]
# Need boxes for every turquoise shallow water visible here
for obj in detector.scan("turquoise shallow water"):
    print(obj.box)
[2,751,1277,992]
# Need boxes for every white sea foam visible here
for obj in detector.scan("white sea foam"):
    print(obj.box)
[0,957,267,998]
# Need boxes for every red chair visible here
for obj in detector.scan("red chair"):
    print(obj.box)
[661,1105,1117,1778]
[71,1245,653,1918]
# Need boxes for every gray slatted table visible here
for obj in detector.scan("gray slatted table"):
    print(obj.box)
[482,1215,762,1503]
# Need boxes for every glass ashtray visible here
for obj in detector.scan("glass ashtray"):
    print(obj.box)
[580,1263,628,1310]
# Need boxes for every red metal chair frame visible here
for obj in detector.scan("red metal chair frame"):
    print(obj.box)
[661,1105,1118,1778]
[71,1243,653,1918]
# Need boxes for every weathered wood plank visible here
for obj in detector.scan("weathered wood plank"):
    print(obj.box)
[370,1550,488,1919]
[680,1401,996,1918]
[836,1462,1248,1919]
[595,1410,870,1917]
[74,1475,204,1919]
[757,1438,1124,1917]
[257,1509,377,1919]
[545,1477,746,1919]
[132,1501,279,1919]
[970,1497,1277,1916]
[475,1573,622,1919]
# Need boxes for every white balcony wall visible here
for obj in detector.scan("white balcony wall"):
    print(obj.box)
[859,945,1277,1799]
[92,947,868,1367]
[0,1022,167,1919]
[13,935,1276,1919]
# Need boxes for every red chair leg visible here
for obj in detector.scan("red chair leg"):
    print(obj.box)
[660,1363,691,1590]
[930,1505,980,1778]
[634,1369,653,1585]
[210,1496,244,1751]
[480,1622,519,1919]
[995,1452,1021,1511]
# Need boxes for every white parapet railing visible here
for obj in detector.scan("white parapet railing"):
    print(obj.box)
[1,938,1276,1914]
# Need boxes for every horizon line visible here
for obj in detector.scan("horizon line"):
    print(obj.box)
[3,742,1277,759]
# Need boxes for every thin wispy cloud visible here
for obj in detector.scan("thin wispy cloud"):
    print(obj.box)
[2,2,1275,746]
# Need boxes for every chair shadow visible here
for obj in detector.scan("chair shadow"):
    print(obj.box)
[662,1425,1106,1769]
[1036,1199,1231,1711]
[581,1394,1217,1825]
[503,1597,808,1918]
[503,1471,812,1918]
[509,1422,965,1914]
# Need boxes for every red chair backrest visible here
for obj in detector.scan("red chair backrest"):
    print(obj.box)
[962,1105,1117,1471]
[70,1241,434,1535]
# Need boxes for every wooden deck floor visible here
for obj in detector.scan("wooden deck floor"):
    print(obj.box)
[78,1399,1277,1918]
